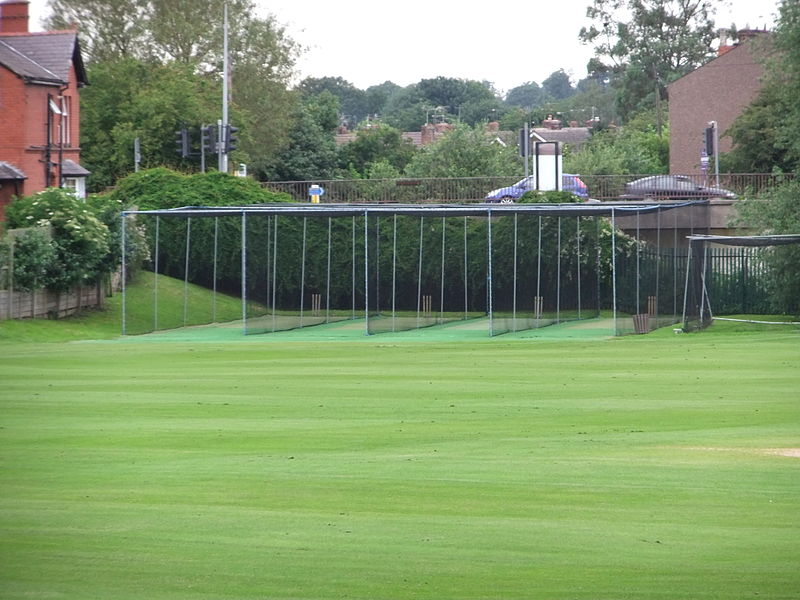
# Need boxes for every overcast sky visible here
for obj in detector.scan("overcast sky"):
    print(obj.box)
[29,0,779,93]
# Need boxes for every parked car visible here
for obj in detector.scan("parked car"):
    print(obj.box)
[484,174,589,203]
[620,175,736,200]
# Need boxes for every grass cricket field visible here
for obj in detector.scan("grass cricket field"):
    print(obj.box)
[1,278,798,599]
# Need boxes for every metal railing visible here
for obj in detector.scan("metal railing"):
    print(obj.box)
[262,173,796,203]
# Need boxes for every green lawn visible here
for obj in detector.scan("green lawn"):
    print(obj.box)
[1,285,799,599]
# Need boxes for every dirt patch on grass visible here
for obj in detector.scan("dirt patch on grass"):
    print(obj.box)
[763,448,800,458]
[681,446,800,458]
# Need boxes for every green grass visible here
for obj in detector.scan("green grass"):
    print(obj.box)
[0,272,247,343]
[1,280,799,599]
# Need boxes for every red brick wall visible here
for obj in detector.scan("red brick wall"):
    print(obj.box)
[668,36,772,175]
[0,64,83,204]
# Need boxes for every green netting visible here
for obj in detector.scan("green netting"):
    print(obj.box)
[489,214,601,336]
[367,215,484,334]
[122,214,249,335]
[244,214,361,334]
[121,201,711,338]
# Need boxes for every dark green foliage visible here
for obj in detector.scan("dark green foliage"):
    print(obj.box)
[298,77,371,127]
[79,59,223,191]
[722,81,794,174]
[108,168,291,296]
[541,69,575,100]
[404,124,521,178]
[736,180,800,315]
[8,229,56,292]
[505,82,545,109]
[724,6,800,174]
[337,124,416,177]
[108,168,289,210]
[263,95,340,181]
[6,189,111,291]
[579,0,715,121]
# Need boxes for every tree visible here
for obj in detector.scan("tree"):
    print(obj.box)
[298,77,370,128]
[541,69,575,100]
[579,0,716,120]
[264,93,339,181]
[382,85,428,132]
[722,1,800,173]
[337,124,416,177]
[736,180,800,314]
[404,124,521,178]
[565,108,668,175]
[722,80,794,174]
[364,81,402,118]
[45,0,149,63]
[505,82,545,109]
[79,59,221,191]
[46,0,300,183]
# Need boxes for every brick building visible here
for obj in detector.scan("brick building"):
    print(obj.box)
[0,0,89,221]
[667,30,772,176]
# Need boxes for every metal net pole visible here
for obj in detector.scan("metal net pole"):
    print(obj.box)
[537,216,542,327]
[440,216,446,322]
[463,216,468,319]
[363,211,369,335]
[612,209,617,333]
[121,212,127,335]
[513,213,518,331]
[153,216,160,332]
[352,216,356,319]
[241,212,247,335]
[266,215,271,317]
[636,211,641,315]
[392,214,397,331]
[488,210,493,336]
[416,216,424,327]
[326,217,332,323]
[576,217,582,319]
[557,216,561,323]
[271,216,278,332]
[183,217,191,327]
[300,216,307,328]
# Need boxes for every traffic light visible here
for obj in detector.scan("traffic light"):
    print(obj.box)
[201,125,216,154]
[704,125,715,156]
[225,124,238,153]
[174,127,189,158]
[518,128,528,158]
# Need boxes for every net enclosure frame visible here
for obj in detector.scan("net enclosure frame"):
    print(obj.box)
[120,200,706,337]
[682,233,800,331]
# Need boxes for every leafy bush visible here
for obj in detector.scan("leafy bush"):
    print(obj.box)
[105,168,292,294]
[736,180,800,315]
[5,188,110,291]
[8,229,55,292]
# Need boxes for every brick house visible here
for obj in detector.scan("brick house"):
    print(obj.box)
[0,0,89,221]
[667,30,772,176]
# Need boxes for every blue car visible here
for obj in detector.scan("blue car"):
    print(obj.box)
[485,174,589,203]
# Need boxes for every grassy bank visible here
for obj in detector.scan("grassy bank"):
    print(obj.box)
[0,272,246,343]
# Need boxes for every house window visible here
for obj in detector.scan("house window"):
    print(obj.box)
[60,96,71,147]
[62,177,86,199]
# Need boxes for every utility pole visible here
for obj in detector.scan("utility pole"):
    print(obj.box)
[219,1,230,173]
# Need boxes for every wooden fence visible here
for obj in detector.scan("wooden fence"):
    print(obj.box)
[0,281,107,321]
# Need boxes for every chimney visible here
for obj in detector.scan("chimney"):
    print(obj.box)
[0,0,29,34]
[421,123,436,146]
